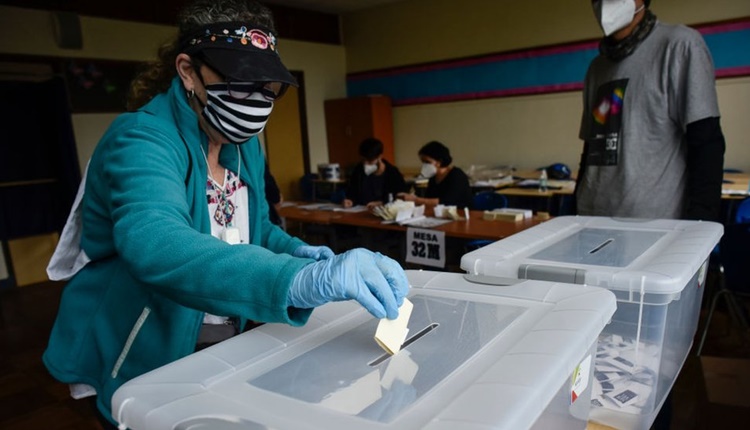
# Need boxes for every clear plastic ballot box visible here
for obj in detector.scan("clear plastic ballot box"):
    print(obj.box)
[112,271,616,430]
[460,216,723,429]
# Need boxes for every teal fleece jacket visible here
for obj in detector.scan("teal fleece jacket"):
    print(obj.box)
[43,78,313,423]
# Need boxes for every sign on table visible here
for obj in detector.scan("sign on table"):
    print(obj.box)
[405,227,445,268]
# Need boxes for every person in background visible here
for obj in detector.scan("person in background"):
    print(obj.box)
[42,1,408,427]
[342,137,408,209]
[576,1,725,429]
[264,161,283,225]
[398,140,472,209]
[576,0,725,222]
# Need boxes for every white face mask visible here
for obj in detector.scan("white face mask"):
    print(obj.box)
[593,0,643,37]
[363,161,378,176]
[420,162,437,179]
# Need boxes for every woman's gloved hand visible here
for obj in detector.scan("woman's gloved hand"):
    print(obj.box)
[288,248,409,319]
[292,245,335,261]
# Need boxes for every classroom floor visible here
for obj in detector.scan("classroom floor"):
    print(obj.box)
[1,275,748,430]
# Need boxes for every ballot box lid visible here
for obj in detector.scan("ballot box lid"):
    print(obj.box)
[112,272,615,430]
[460,216,723,296]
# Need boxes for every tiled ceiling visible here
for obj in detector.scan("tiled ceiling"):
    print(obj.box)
[0,0,410,44]
[262,0,408,13]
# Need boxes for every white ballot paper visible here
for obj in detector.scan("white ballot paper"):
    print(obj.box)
[374,298,413,355]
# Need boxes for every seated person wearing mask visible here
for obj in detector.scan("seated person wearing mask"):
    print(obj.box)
[398,140,472,208]
[343,138,408,209]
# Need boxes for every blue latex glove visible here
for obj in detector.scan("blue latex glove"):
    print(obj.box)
[288,248,409,319]
[292,245,335,261]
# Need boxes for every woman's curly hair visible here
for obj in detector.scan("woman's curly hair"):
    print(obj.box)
[126,0,276,111]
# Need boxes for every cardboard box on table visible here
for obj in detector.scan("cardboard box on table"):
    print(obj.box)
[460,216,723,430]
[112,271,616,430]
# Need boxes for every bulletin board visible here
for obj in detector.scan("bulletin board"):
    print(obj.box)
[0,54,143,113]
[63,59,141,113]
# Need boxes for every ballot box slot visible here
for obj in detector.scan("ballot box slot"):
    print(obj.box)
[528,228,665,267]
[369,323,439,367]
[589,238,614,254]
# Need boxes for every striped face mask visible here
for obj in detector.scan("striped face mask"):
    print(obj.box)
[200,83,275,143]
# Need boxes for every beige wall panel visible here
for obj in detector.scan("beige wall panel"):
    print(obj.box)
[393,91,584,172]
[394,76,750,174]
[264,86,306,201]
[0,243,8,281]
[279,40,348,170]
[717,77,750,172]
[0,6,347,174]
[343,0,750,73]
[71,113,119,174]
[343,0,597,73]
[8,234,59,286]
[345,0,750,173]
[0,6,174,60]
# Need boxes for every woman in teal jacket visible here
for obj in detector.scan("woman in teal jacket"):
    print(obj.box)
[43,1,408,426]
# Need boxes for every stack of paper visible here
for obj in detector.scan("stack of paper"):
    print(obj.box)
[590,333,660,415]
[372,200,418,221]
[298,203,340,210]
[483,208,533,222]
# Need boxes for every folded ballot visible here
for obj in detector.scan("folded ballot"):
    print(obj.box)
[374,298,413,355]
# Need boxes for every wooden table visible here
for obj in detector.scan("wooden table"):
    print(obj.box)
[722,172,749,200]
[720,172,749,224]
[435,211,543,240]
[496,182,575,216]
[276,204,338,225]
[278,205,545,242]
[279,203,547,270]
[495,171,748,219]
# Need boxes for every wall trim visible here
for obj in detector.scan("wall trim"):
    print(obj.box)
[347,17,750,107]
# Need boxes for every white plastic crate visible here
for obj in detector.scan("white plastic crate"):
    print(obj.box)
[112,270,616,430]
[461,216,723,429]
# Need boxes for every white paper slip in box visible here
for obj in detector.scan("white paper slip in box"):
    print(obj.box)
[374,298,413,355]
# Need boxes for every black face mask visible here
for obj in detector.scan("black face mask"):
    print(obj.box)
[198,82,274,143]
[192,64,282,143]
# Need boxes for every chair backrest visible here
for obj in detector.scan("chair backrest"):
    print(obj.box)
[543,163,572,180]
[472,191,508,211]
[735,198,750,224]
[720,222,750,294]
[299,173,319,201]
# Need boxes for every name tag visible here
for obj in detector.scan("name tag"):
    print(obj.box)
[221,227,241,245]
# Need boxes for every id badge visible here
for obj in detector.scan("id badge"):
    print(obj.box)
[221,227,241,245]
[586,132,620,166]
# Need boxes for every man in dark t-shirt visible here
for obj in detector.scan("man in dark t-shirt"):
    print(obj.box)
[398,140,472,209]
[343,138,408,209]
